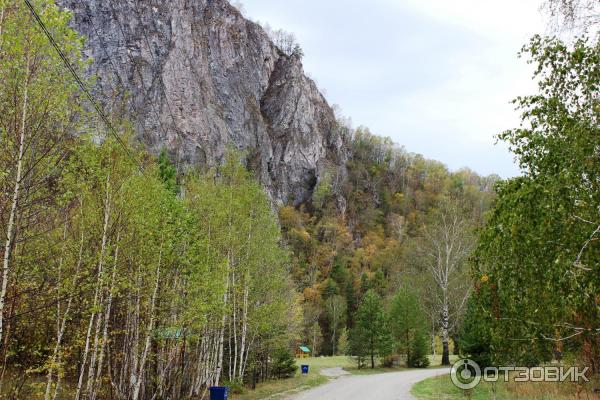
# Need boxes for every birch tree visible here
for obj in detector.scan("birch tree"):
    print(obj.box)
[419,201,474,365]
[475,36,600,370]
[0,4,302,396]
[0,0,84,351]
[325,295,346,355]
[185,151,295,384]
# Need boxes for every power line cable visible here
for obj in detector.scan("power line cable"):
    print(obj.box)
[23,0,144,173]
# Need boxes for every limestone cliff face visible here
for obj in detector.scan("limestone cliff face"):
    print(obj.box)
[59,0,347,205]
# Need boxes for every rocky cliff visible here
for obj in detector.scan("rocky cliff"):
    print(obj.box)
[58,0,347,205]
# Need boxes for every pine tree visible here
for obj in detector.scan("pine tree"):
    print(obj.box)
[271,348,298,378]
[407,330,430,368]
[388,286,428,365]
[158,148,179,194]
[350,290,392,368]
[458,287,493,368]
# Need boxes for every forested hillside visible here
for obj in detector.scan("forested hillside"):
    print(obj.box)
[280,127,497,362]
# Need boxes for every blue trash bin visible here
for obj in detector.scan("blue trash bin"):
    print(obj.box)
[209,386,229,400]
[301,364,309,374]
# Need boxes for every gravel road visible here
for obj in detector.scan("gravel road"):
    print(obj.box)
[287,367,450,400]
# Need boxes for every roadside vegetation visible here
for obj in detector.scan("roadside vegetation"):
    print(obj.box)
[412,374,600,400]
[234,356,352,400]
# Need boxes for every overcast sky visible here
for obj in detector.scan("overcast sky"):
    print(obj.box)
[240,0,549,178]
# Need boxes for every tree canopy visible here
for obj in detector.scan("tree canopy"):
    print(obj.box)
[474,35,600,368]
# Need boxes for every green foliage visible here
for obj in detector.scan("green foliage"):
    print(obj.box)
[312,169,333,210]
[388,286,428,362]
[337,327,349,355]
[271,348,298,378]
[222,379,245,395]
[292,44,304,59]
[408,330,430,368]
[158,148,179,194]
[322,278,340,299]
[475,36,600,367]
[185,150,296,364]
[350,290,392,368]
[325,294,347,355]
[0,0,90,371]
[458,287,494,368]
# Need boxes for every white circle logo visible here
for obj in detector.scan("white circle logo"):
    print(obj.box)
[451,358,482,390]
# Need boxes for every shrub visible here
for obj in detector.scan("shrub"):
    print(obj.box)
[271,348,298,378]
[222,379,244,394]
[408,330,430,368]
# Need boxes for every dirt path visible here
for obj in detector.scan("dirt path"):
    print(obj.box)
[286,367,450,400]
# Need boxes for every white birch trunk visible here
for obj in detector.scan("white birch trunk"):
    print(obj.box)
[129,262,141,395]
[91,234,120,400]
[76,173,111,400]
[45,220,84,400]
[0,59,29,346]
[238,283,249,379]
[0,5,5,52]
[441,296,450,365]
[231,269,238,380]
[132,246,162,400]
[215,288,227,386]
